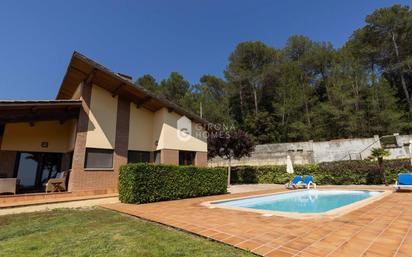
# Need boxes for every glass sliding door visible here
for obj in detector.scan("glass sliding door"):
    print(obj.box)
[15,152,62,192]
[16,153,40,188]
[40,154,61,184]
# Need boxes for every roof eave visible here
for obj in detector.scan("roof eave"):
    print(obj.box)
[57,51,210,126]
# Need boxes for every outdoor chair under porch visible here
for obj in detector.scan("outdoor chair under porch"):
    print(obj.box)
[0,178,17,195]
[44,170,70,193]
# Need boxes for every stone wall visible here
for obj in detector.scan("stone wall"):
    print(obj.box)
[209,134,412,167]
[313,136,380,162]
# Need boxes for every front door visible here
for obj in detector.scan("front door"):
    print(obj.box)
[15,152,62,192]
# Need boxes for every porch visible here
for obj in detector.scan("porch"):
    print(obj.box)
[0,190,118,209]
[0,100,81,195]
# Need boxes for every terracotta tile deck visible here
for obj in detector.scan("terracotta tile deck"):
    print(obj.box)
[101,187,412,257]
[0,191,118,208]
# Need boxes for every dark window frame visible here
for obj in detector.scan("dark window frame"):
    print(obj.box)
[0,124,5,136]
[128,150,151,164]
[154,151,161,164]
[179,151,196,166]
[13,151,63,191]
[84,148,114,170]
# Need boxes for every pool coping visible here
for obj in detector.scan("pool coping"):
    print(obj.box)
[201,189,392,220]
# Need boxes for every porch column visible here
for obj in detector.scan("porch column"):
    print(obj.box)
[68,82,130,192]
[195,151,208,167]
[68,81,92,192]
[160,149,179,165]
[113,96,130,187]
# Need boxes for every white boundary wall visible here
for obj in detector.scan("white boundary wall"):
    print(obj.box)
[209,134,412,167]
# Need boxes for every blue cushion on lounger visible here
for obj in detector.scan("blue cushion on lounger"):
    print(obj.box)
[292,176,302,184]
[398,173,412,185]
[303,176,313,184]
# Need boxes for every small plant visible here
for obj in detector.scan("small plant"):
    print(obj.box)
[370,148,390,186]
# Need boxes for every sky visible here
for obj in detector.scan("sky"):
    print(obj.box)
[0,0,411,100]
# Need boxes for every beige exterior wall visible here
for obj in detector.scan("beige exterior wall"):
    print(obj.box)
[86,84,118,149]
[153,108,207,152]
[1,120,77,153]
[153,108,164,150]
[128,106,154,151]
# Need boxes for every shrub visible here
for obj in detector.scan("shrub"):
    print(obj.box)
[230,159,411,185]
[230,165,292,184]
[119,163,227,204]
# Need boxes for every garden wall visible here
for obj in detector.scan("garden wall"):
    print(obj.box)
[209,134,412,167]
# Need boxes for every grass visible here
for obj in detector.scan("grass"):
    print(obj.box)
[0,208,255,257]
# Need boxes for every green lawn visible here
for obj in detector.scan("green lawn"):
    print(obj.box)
[0,208,255,257]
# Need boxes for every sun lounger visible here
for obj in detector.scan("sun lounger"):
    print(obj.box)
[286,176,302,189]
[302,175,317,189]
[394,173,412,191]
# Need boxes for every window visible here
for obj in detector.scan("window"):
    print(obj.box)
[154,151,161,164]
[179,151,196,166]
[128,151,151,163]
[85,148,113,169]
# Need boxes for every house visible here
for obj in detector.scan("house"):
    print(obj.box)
[0,52,208,194]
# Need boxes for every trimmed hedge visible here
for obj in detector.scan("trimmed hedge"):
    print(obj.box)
[119,163,227,204]
[231,159,411,185]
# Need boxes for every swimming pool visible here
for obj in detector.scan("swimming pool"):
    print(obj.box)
[212,190,383,214]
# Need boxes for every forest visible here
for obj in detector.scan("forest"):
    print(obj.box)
[135,4,412,144]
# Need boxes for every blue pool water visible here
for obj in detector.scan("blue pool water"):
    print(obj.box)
[214,190,382,213]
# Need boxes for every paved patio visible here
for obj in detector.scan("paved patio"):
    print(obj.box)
[102,186,412,257]
[0,191,119,215]
[0,190,117,206]
[0,196,119,216]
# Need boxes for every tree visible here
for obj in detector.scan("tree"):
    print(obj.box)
[128,4,412,144]
[242,112,279,144]
[225,41,278,116]
[208,129,254,186]
[370,147,390,186]
[136,74,159,92]
[194,75,231,125]
[365,78,407,135]
[310,48,367,139]
[283,36,317,132]
[350,5,412,118]
[159,72,191,106]
[270,61,306,142]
